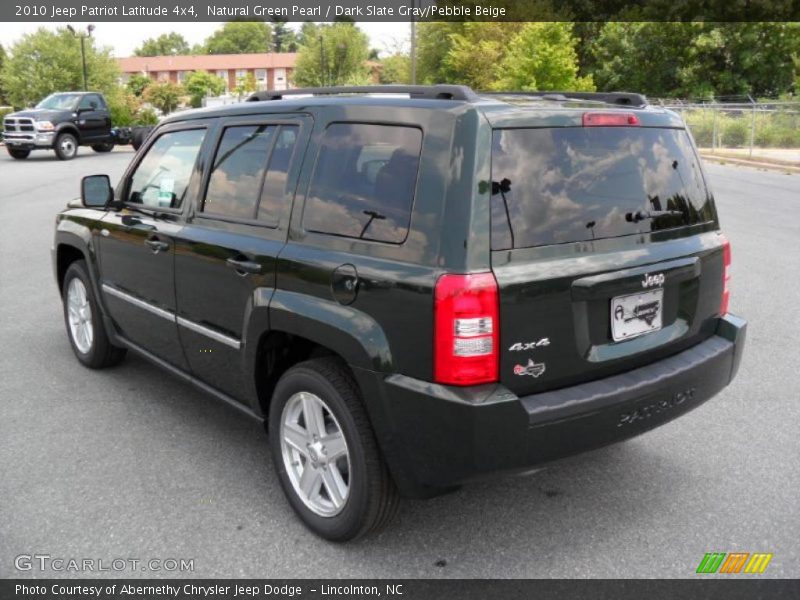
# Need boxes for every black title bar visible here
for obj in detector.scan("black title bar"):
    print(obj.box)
[3,0,800,22]
[2,580,800,600]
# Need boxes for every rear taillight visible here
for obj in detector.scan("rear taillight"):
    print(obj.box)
[720,236,731,315]
[434,272,499,386]
[582,112,640,127]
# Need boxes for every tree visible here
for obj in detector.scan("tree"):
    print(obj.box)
[493,23,594,91]
[415,22,588,91]
[443,23,523,90]
[379,54,411,84]
[134,32,191,56]
[106,88,141,126]
[297,22,320,48]
[126,72,152,97]
[416,22,462,84]
[0,27,120,108]
[0,43,6,104]
[233,73,257,99]
[204,22,273,54]
[271,18,299,53]
[293,23,370,87]
[592,22,800,98]
[143,81,183,115]
[185,70,226,107]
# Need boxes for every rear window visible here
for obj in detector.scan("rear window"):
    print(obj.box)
[490,127,716,250]
[303,123,422,244]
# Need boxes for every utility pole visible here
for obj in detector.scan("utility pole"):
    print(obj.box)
[410,0,416,84]
[318,34,326,87]
[67,24,94,91]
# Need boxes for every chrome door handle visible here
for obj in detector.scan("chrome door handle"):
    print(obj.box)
[226,258,262,275]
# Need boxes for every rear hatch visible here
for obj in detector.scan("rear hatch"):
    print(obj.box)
[488,109,727,397]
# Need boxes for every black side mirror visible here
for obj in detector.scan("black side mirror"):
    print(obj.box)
[81,175,113,208]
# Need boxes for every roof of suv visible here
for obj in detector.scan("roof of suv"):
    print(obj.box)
[161,84,683,129]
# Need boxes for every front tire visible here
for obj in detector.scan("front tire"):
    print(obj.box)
[54,132,78,160]
[7,147,30,159]
[268,358,400,541]
[92,142,114,153]
[62,260,126,368]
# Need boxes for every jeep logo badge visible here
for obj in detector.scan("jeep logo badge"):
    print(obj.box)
[641,272,665,288]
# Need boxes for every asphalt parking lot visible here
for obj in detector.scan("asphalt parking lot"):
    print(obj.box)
[0,147,798,578]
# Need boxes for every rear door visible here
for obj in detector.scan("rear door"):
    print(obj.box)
[489,123,726,396]
[173,115,310,403]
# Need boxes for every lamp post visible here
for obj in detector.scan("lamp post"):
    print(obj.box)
[67,24,94,91]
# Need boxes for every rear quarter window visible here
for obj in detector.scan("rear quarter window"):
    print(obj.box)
[491,127,716,250]
[302,123,422,244]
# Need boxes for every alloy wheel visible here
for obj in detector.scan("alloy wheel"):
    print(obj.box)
[280,391,351,517]
[67,278,93,354]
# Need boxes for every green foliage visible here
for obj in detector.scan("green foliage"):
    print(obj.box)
[444,23,523,90]
[0,43,6,104]
[135,107,159,126]
[233,73,257,99]
[416,23,462,84]
[379,54,411,84]
[143,81,183,115]
[493,23,594,91]
[126,73,152,97]
[0,27,120,108]
[134,33,191,57]
[185,71,226,107]
[0,106,14,131]
[204,22,273,55]
[293,23,370,87]
[416,22,590,91]
[106,88,140,126]
[592,22,800,98]
[271,18,299,52]
[682,108,800,149]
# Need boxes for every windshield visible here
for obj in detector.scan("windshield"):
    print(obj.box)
[490,127,717,250]
[36,93,82,110]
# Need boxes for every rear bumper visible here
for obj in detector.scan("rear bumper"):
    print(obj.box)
[355,314,746,498]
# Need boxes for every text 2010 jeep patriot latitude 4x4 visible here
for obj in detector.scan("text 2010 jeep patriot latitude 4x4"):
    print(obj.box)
[52,85,746,541]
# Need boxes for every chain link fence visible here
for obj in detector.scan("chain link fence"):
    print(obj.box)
[654,97,800,164]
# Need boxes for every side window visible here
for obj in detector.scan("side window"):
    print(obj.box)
[78,95,97,110]
[203,125,276,219]
[127,129,206,209]
[303,123,422,244]
[257,125,298,224]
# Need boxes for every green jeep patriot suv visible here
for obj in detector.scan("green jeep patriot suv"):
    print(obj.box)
[52,85,746,541]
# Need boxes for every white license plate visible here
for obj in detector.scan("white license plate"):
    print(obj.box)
[610,289,664,342]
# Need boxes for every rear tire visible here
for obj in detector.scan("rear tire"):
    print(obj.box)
[131,128,151,151]
[268,357,400,541]
[7,147,30,159]
[54,132,78,160]
[92,142,114,153]
[62,260,126,369]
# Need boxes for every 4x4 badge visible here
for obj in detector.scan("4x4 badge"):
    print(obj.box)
[513,359,546,378]
[509,338,550,351]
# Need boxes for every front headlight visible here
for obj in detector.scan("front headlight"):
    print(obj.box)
[36,121,55,131]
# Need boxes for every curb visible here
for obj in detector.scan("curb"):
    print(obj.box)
[700,153,800,174]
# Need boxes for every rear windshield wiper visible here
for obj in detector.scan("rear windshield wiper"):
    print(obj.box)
[626,209,684,223]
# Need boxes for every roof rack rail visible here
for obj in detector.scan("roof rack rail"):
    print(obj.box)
[247,84,479,102]
[484,91,649,107]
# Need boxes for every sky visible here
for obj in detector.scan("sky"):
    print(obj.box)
[1,21,408,56]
